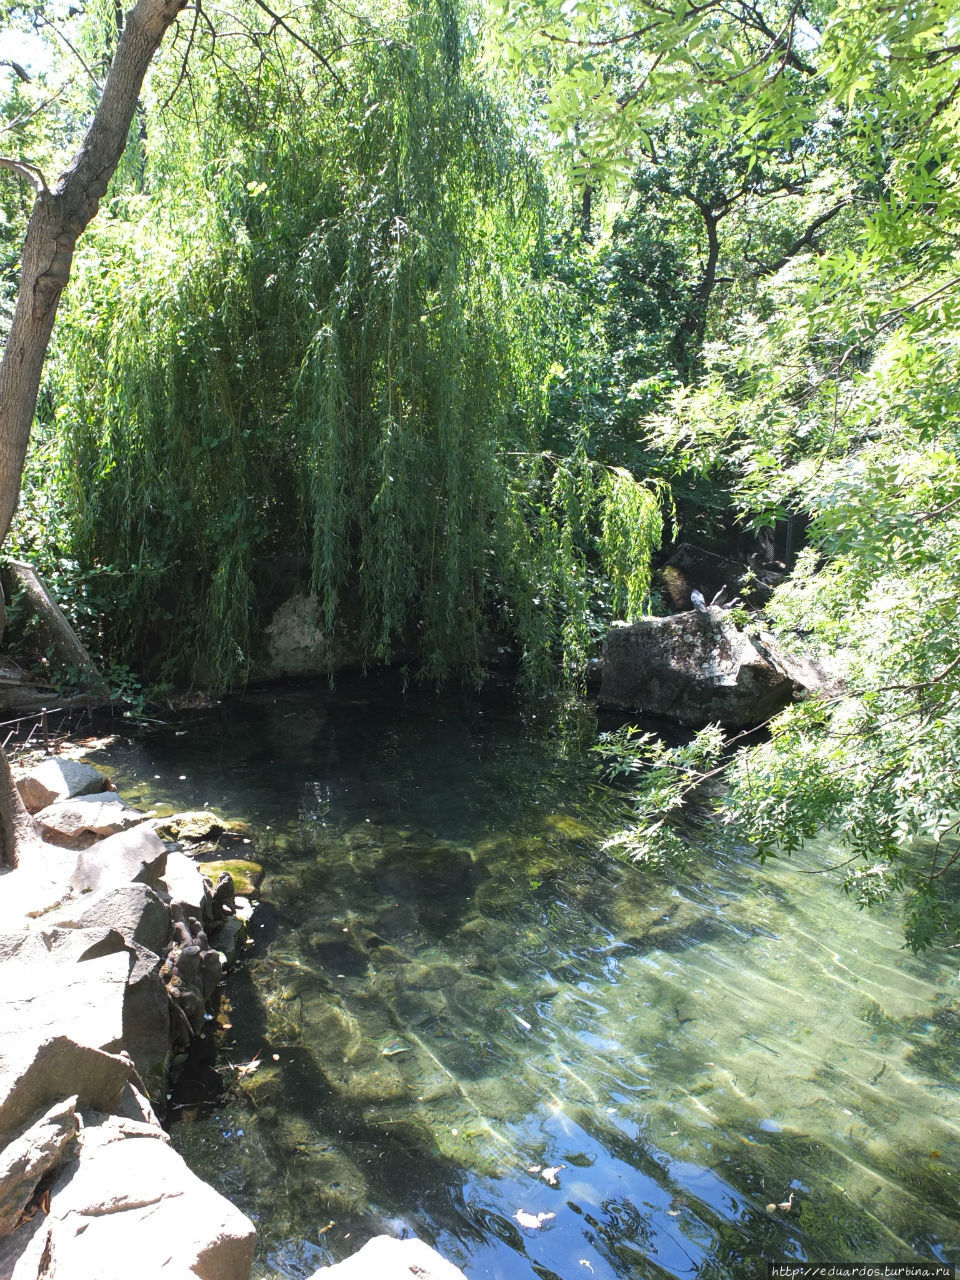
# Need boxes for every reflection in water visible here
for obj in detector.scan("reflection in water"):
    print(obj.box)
[92,678,960,1279]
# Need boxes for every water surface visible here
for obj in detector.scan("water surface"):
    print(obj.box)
[92,678,960,1279]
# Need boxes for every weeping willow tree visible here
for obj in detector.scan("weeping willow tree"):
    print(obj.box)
[12,0,663,691]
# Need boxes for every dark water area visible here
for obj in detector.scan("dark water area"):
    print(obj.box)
[91,676,960,1280]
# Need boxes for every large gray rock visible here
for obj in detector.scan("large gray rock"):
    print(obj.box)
[599,610,809,728]
[34,794,145,850]
[0,928,129,1063]
[122,945,171,1102]
[0,1097,79,1237]
[160,850,211,920]
[261,592,362,678]
[0,1039,134,1144]
[15,759,109,815]
[309,1237,467,1279]
[21,1124,255,1280]
[70,824,167,894]
[48,883,170,954]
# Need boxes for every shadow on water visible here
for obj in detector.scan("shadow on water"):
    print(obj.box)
[91,676,960,1280]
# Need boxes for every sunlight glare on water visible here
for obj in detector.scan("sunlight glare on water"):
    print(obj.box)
[92,677,960,1280]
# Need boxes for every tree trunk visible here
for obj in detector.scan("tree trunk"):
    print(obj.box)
[3,560,110,701]
[0,0,188,869]
[670,201,721,379]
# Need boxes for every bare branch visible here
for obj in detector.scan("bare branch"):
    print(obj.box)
[0,156,48,194]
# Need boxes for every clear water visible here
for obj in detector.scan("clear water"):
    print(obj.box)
[91,677,960,1279]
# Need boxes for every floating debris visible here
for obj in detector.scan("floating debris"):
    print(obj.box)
[541,1165,565,1186]
[515,1210,556,1230]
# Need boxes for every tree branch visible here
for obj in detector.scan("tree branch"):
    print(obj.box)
[0,157,48,194]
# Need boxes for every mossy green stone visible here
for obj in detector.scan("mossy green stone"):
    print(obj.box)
[198,858,263,897]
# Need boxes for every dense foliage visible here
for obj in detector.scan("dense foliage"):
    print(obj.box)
[2,0,959,944]
[4,0,663,688]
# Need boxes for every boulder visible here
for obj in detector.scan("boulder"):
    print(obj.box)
[160,851,212,921]
[599,610,811,728]
[261,591,361,678]
[14,1121,255,1280]
[48,883,170,954]
[34,794,145,850]
[0,929,130,1063]
[0,1039,134,1143]
[197,859,262,898]
[70,825,168,895]
[122,945,172,1101]
[15,759,109,815]
[309,1236,467,1280]
[0,1097,80,1238]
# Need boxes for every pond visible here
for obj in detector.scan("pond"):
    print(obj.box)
[92,676,960,1280]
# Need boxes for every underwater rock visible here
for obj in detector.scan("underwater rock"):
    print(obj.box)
[306,1234,467,1279]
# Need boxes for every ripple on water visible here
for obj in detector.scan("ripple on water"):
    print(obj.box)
[90,680,960,1280]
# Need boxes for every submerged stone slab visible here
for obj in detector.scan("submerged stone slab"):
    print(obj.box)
[15,759,109,815]
[599,610,805,728]
[34,794,145,850]
[309,1236,467,1279]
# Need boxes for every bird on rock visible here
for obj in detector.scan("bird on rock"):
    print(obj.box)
[690,589,707,612]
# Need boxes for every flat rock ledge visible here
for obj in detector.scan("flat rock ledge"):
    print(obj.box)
[599,609,829,728]
[0,758,469,1280]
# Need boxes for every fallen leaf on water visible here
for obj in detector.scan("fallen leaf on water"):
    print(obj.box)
[541,1165,565,1186]
[930,1151,941,1159]
[515,1210,556,1229]
[235,1051,262,1078]
[318,1221,335,1235]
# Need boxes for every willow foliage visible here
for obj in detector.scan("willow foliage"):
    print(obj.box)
[21,0,663,688]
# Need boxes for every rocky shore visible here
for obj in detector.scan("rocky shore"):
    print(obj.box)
[0,754,466,1280]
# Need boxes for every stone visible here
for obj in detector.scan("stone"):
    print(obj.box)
[0,1097,80,1238]
[157,811,250,845]
[123,945,172,1103]
[211,915,245,965]
[0,1039,134,1144]
[262,591,360,678]
[160,850,211,920]
[599,610,815,728]
[0,929,130,1066]
[308,1236,467,1280]
[48,883,170,954]
[70,824,168,894]
[23,1124,255,1280]
[15,759,109,815]
[33,794,145,850]
[197,859,262,898]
